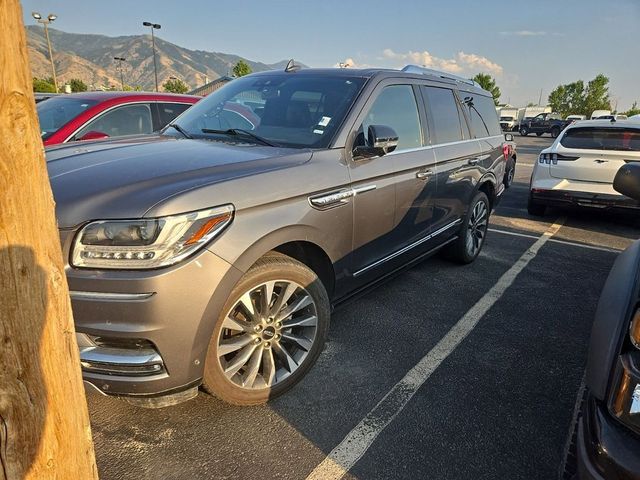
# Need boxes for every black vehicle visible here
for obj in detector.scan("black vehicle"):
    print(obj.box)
[570,163,640,479]
[519,112,570,138]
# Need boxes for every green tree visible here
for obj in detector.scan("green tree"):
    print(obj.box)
[32,76,56,93]
[472,73,501,105]
[69,78,87,92]
[163,78,189,94]
[232,60,252,78]
[623,101,640,117]
[548,80,585,118]
[548,74,610,118]
[123,84,142,92]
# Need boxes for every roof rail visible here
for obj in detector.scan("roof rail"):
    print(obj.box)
[401,65,478,87]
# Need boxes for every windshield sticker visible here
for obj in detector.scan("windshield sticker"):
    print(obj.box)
[318,116,332,127]
[313,129,324,135]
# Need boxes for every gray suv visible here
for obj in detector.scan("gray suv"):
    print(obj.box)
[47,65,508,406]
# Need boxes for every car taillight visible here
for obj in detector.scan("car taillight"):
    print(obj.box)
[538,153,579,165]
[502,145,510,159]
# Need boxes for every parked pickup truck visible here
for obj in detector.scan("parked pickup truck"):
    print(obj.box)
[519,112,571,138]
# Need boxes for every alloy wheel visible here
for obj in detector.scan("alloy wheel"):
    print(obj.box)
[466,200,488,257]
[216,280,318,390]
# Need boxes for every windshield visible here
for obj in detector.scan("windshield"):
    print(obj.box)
[560,127,640,151]
[171,73,367,148]
[37,96,98,140]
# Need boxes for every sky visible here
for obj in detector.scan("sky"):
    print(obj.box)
[22,0,639,110]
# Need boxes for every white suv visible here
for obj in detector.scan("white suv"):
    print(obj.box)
[528,120,640,216]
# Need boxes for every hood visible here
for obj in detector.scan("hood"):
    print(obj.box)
[47,135,312,228]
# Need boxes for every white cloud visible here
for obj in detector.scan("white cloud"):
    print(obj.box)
[382,48,503,76]
[333,57,369,68]
[499,30,546,36]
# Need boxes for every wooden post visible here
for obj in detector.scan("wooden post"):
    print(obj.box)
[0,1,98,479]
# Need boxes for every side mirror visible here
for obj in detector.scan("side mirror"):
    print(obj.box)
[77,130,109,141]
[504,133,514,142]
[613,163,640,201]
[353,125,399,160]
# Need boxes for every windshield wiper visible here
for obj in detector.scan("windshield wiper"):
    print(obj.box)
[166,123,192,139]
[201,128,278,147]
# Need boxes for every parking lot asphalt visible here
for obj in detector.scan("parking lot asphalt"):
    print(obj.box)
[86,133,640,480]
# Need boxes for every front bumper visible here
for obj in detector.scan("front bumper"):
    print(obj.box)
[576,394,640,479]
[61,228,244,398]
[530,188,640,211]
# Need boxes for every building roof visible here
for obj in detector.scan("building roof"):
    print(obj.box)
[189,76,234,96]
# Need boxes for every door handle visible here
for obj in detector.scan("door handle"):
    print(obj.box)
[468,157,480,166]
[416,169,433,180]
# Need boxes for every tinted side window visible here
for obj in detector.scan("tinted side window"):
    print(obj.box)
[356,85,422,151]
[422,86,463,144]
[157,103,192,128]
[76,104,153,139]
[462,94,501,138]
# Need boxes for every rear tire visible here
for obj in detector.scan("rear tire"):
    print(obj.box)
[527,195,546,216]
[504,160,515,188]
[551,127,561,138]
[520,127,529,136]
[202,253,330,405]
[443,191,490,264]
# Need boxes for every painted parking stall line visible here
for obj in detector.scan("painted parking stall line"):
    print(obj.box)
[305,218,566,480]
[488,227,622,253]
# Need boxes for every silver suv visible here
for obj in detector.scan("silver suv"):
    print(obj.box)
[48,65,509,406]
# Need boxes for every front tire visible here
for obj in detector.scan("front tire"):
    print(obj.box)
[520,126,529,136]
[444,191,490,264]
[202,253,330,405]
[551,127,561,138]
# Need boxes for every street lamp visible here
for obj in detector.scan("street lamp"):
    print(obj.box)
[32,12,59,93]
[113,57,126,90]
[142,21,161,92]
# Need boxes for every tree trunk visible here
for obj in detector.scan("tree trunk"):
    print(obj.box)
[0,1,98,479]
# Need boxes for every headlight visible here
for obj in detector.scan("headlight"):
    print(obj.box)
[71,205,233,269]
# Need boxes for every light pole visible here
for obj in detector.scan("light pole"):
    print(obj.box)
[113,57,126,90]
[32,12,59,93]
[142,21,161,92]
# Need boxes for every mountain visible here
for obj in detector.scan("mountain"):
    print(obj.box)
[26,26,304,91]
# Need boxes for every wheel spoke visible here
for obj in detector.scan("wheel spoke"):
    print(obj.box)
[223,343,257,378]
[260,281,275,318]
[218,334,254,356]
[273,342,298,373]
[262,347,276,387]
[276,294,312,322]
[269,282,298,317]
[222,315,249,332]
[242,345,263,388]
[282,314,317,329]
[281,333,312,351]
[238,291,257,321]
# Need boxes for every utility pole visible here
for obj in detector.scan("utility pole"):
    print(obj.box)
[143,21,161,92]
[1,1,98,478]
[538,88,543,106]
[31,11,59,93]
[114,56,126,90]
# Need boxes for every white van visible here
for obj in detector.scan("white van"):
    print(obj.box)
[591,109,611,119]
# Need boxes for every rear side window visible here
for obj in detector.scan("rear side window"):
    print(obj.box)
[560,127,640,151]
[461,94,501,138]
[75,104,153,139]
[356,85,423,151]
[421,86,464,144]
[157,103,192,128]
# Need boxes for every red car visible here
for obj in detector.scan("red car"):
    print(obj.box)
[37,91,200,146]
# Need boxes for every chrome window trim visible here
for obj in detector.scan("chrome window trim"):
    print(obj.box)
[353,219,462,277]
[70,291,155,301]
[63,100,191,143]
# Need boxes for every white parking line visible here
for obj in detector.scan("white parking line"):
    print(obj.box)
[488,227,622,253]
[305,219,566,480]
